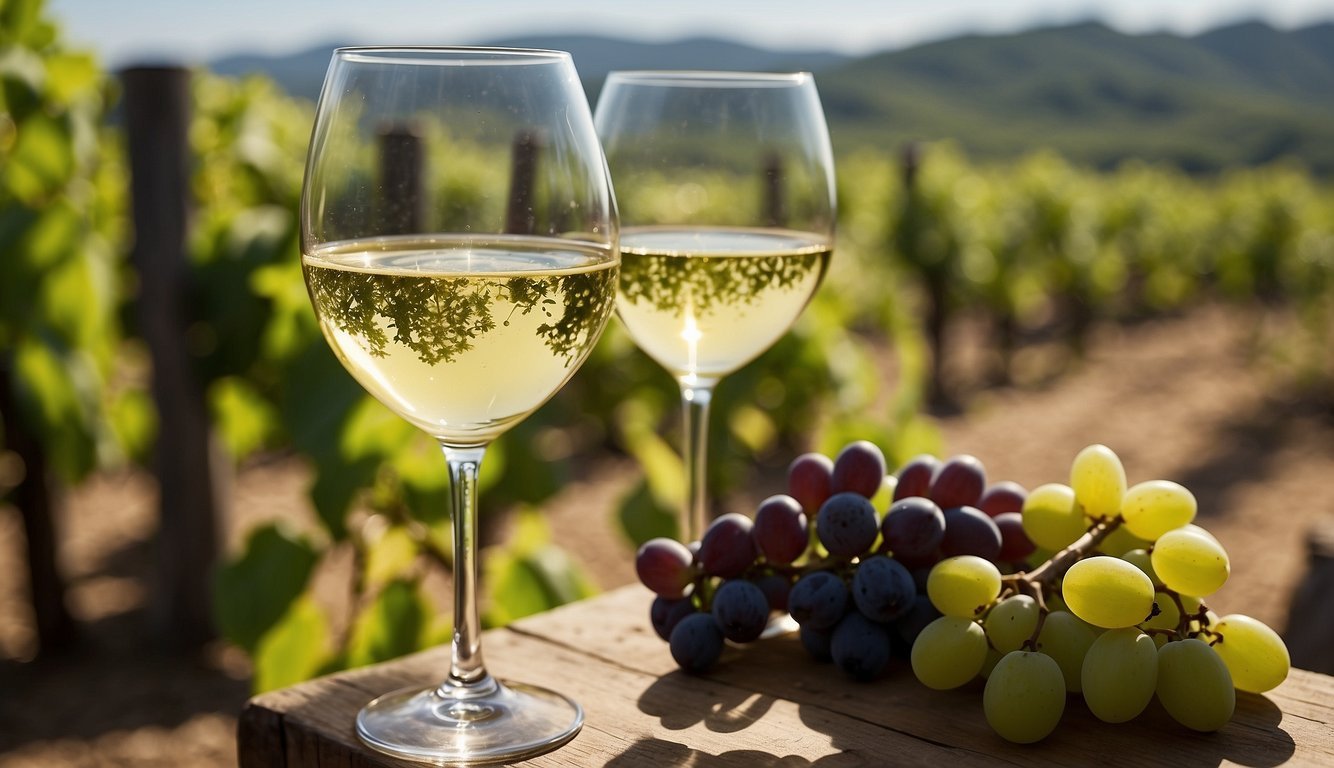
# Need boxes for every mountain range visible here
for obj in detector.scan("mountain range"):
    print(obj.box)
[211,20,1334,174]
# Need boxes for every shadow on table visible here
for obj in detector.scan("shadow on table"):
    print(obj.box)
[636,671,776,732]
[605,737,866,767]
[791,683,1295,768]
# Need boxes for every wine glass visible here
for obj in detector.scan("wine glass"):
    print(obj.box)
[594,71,836,542]
[300,47,617,764]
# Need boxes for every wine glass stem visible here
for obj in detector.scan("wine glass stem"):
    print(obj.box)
[440,443,496,698]
[679,380,717,543]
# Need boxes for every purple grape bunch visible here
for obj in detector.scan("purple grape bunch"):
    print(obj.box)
[634,441,1037,678]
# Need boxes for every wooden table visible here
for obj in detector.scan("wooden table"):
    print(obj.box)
[239,585,1334,766]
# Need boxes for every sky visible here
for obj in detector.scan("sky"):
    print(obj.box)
[48,0,1334,67]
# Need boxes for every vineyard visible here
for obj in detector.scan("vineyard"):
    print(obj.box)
[2,2,1334,763]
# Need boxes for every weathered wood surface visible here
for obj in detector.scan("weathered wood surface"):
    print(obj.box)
[240,585,1334,767]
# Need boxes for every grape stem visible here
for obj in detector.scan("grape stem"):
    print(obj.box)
[1002,516,1120,651]
[1022,516,1120,586]
[1152,584,1214,638]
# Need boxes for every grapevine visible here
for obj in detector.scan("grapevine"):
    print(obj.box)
[635,441,1291,743]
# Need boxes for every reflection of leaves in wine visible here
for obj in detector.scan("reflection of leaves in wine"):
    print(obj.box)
[618,251,824,316]
[307,266,614,366]
[531,271,617,360]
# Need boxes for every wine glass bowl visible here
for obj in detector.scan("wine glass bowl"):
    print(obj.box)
[301,47,616,764]
[595,71,836,542]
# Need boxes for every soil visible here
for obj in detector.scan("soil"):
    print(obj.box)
[1,303,1331,767]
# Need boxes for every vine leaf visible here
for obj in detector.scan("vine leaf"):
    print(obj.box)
[484,509,597,627]
[212,523,319,653]
[346,578,433,668]
[252,595,332,693]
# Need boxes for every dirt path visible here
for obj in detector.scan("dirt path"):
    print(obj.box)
[1,304,1330,767]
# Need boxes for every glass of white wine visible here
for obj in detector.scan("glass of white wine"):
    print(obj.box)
[594,71,836,542]
[300,47,618,765]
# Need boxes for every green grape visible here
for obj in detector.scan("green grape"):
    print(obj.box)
[984,651,1066,743]
[1070,444,1126,520]
[1143,593,1201,635]
[870,474,897,512]
[1212,614,1290,693]
[911,615,988,690]
[1022,483,1087,551]
[1037,610,1097,692]
[980,645,1003,679]
[1100,524,1153,557]
[1120,548,1160,584]
[1151,528,1230,596]
[1045,590,1069,614]
[985,594,1039,653]
[1156,638,1235,732]
[1063,556,1155,629]
[1182,523,1220,542]
[926,555,1002,618]
[1121,480,1196,541]
[1081,627,1158,723]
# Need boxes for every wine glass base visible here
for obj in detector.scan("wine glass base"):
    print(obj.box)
[356,679,583,765]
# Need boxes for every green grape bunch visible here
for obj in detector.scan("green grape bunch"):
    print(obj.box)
[921,443,1290,743]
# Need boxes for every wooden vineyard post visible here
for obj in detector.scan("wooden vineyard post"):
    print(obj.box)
[0,371,76,654]
[506,130,541,235]
[377,123,424,234]
[761,150,787,228]
[122,66,227,651]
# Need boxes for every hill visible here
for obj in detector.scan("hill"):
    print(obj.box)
[817,20,1334,172]
[210,20,1334,174]
[210,35,849,104]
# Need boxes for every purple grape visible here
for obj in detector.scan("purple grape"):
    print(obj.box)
[940,505,1003,561]
[786,452,833,515]
[830,611,891,681]
[788,571,848,630]
[752,494,809,565]
[698,513,757,579]
[635,537,695,598]
[851,555,916,623]
[816,492,879,558]
[753,573,792,612]
[928,454,987,509]
[909,563,935,594]
[978,480,1027,518]
[994,511,1037,563]
[894,593,942,646]
[800,625,833,661]
[669,612,724,672]
[881,497,946,558]
[892,455,940,501]
[711,579,770,643]
[831,440,887,499]
[650,596,696,641]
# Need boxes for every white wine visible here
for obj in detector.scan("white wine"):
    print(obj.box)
[304,235,618,444]
[615,227,830,380]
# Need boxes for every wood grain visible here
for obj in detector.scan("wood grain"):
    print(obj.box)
[241,585,1334,767]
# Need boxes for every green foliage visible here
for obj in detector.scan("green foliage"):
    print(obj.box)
[252,595,333,693]
[212,523,319,653]
[345,579,436,668]
[484,509,597,626]
[0,0,127,483]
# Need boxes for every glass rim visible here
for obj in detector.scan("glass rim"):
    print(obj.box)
[331,45,573,65]
[604,70,813,88]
